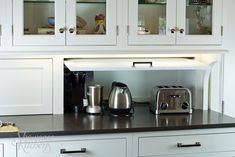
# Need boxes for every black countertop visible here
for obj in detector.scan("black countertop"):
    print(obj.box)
[1,105,235,138]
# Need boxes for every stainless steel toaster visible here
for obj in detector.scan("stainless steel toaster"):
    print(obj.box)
[150,86,192,114]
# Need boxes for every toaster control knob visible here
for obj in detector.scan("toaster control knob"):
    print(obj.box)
[160,103,168,110]
[182,102,189,110]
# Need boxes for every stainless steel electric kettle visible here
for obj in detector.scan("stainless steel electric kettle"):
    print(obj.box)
[108,81,132,115]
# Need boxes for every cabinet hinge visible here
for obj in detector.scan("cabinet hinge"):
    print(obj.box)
[127,25,130,35]
[222,100,225,113]
[12,25,14,35]
[116,25,119,36]
[0,24,2,36]
[221,26,223,36]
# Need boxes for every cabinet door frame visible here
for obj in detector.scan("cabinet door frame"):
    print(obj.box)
[13,0,66,46]
[176,0,222,45]
[66,0,117,46]
[128,0,176,45]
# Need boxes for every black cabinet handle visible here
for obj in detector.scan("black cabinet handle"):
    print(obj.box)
[60,148,87,154]
[133,62,152,67]
[177,142,201,148]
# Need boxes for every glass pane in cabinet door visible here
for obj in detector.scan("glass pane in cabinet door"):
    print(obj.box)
[24,0,55,35]
[76,0,106,35]
[138,0,167,35]
[186,0,212,35]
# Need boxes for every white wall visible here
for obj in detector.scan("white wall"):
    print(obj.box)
[223,0,235,117]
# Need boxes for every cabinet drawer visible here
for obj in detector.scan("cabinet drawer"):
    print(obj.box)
[17,138,126,157]
[138,133,235,156]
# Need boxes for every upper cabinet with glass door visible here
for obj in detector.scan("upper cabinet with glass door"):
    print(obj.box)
[66,0,117,45]
[13,0,66,46]
[128,0,222,45]
[12,0,117,46]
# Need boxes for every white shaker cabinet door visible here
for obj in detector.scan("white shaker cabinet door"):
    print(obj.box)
[0,59,52,115]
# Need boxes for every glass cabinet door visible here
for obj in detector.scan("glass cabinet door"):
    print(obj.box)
[66,0,117,46]
[13,0,65,45]
[128,0,176,45]
[177,0,222,45]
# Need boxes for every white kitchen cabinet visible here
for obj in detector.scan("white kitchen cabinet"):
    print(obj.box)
[16,137,126,157]
[13,0,117,46]
[0,59,52,115]
[11,0,222,47]
[128,0,222,45]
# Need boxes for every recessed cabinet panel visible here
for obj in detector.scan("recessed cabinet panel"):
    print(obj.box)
[13,0,65,45]
[66,0,117,45]
[0,59,52,115]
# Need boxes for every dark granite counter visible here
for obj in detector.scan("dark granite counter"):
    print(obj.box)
[1,105,235,138]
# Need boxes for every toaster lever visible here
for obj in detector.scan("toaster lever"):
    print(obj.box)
[169,95,181,98]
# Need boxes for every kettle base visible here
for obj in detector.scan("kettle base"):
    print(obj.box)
[109,108,132,117]
[86,106,101,114]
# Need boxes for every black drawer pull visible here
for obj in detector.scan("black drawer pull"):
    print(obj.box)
[133,62,152,67]
[177,142,201,148]
[60,148,87,154]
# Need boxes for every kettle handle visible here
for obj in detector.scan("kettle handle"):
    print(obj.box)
[111,81,127,88]
[111,81,118,88]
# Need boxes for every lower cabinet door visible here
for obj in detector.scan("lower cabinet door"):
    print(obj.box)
[16,138,126,157]
[0,59,52,115]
